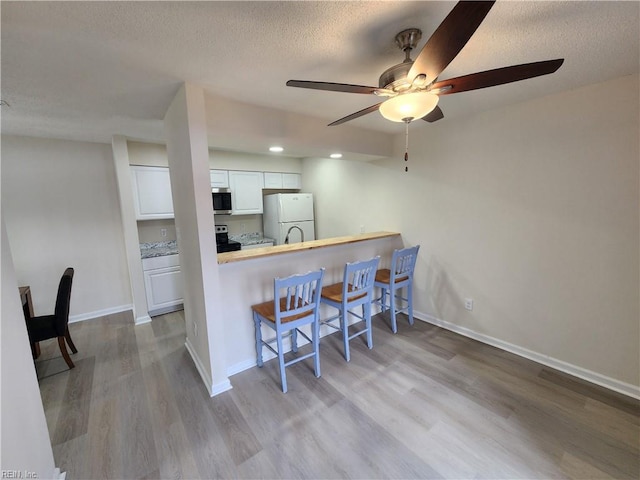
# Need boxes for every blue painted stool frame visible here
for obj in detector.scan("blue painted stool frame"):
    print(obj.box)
[319,256,380,362]
[252,268,325,393]
[374,245,420,333]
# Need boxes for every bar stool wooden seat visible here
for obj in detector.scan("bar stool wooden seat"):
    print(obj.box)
[320,256,379,362]
[374,245,420,333]
[251,268,325,393]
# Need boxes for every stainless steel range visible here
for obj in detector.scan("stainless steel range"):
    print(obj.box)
[215,225,241,253]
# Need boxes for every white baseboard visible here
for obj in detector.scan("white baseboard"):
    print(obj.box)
[416,311,640,400]
[185,337,214,395]
[135,314,152,325]
[185,338,232,397]
[228,358,259,377]
[54,468,66,479]
[211,378,233,396]
[69,304,133,323]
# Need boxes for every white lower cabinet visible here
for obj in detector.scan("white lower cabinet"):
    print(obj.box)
[142,255,183,316]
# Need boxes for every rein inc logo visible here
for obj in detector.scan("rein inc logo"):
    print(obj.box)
[1,472,37,479]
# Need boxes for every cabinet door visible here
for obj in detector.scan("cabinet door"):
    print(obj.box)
[282,173,302,189]
[210,169,229,188]
[263,172,283,189]
[229,171,264,215]
[143,265,183,313]
[131,166,174,220]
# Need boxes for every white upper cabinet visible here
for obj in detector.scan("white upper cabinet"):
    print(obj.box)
[282,173,302,189]
[210,169,229,188]
[131,166,174,220]
[263,172,284,189]
[229,171,264,215]
[264,172,301,190]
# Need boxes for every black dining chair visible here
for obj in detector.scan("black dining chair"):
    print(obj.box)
[26,267,77,369]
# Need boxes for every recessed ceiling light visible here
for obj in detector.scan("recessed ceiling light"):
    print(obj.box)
[330,153,342,159]
[269,146,284,153]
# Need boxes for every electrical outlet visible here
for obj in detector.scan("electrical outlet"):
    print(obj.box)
[193,322,198,337]
[241,223,246,232]
[360,225,365,233]
[464,298,474,311]
[160,228,167,237]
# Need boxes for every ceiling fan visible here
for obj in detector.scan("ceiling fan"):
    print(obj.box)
[286,1,564,126]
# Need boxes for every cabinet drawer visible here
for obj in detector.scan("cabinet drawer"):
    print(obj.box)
[142,254,180,271]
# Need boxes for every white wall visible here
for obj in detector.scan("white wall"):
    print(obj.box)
[302,74,640,393]
[1,136,132,320]
[1,217,57,478]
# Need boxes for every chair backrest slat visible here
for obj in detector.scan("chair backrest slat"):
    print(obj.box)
[275,268,325,323]
[344,256,380,302]
[391,245,420,282]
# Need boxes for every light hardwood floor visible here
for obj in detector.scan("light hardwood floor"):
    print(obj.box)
[37,310,639,479]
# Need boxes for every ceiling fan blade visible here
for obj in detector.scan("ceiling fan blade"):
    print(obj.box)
[422,106,444,123]
[328,103,383,126]
[408,1,495,84]
[429,59,565,95]
[286,80,378,95]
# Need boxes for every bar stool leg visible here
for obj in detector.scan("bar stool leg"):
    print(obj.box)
[341,307,350,362]
[364,302,373,349]
[291,328,298,353]
[276,333,287,393]
[407,285,415,325]
[253,313,264,367]
[313,318,321,378]
[390,288,398,333]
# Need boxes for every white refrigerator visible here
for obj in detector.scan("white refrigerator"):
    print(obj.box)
[263,193,315,245]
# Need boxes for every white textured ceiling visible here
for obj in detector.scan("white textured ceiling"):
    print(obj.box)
[1,1,638,153]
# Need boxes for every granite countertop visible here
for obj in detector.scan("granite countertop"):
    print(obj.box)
[140,240,178,259]
[229,232,275,246]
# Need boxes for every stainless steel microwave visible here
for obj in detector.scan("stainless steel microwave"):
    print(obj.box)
[212,188,232,214]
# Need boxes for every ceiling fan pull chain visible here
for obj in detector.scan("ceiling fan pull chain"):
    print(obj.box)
[404,120,410,172]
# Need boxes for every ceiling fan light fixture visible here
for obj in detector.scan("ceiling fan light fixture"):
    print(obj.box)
[379,91,439,122]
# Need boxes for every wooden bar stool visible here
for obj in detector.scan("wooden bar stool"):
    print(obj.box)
[251,268,325,393]
[320,256,379,362]
[374,245,420,333]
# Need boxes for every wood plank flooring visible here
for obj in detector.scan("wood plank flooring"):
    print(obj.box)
[36,310,639,479]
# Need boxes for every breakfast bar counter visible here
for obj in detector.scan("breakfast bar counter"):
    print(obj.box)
[217,231,405,378]
[217,231,400,264]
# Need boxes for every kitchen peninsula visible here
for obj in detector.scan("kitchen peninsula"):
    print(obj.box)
[217,231,404,376]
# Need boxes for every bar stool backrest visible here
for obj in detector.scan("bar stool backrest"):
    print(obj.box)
[343,256,380,305]
[274,269,324,325]
[390,245,420,286]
